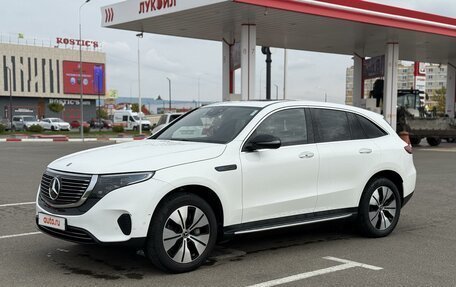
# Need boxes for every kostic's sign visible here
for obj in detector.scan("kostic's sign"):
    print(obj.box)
[139,0,176,14]
[56,37,99,48]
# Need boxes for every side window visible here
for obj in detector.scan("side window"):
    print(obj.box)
[13,117,19,122]
[312,109,351,143]
[347,113,367,140]
[253,109,307,146]
[356,115,387,138]
[122,115,128,121]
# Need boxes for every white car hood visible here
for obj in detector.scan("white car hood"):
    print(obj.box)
[48,140,226,174]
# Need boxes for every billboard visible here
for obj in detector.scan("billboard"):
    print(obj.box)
[63,61,105,95]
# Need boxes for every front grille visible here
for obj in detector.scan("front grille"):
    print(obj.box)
[39,170,93,207]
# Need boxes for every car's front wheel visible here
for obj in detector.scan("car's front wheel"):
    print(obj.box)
[358,178,401,238]
[145,193,217,273]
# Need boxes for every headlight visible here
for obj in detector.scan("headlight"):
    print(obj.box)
[90,172,154,199]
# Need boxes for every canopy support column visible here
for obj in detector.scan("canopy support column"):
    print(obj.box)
[222,41,231,102]
[353,54,364,107]
[241,24,256,101]
[383,42,399,130]
[446,63,456,118]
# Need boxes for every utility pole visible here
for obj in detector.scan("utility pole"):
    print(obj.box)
[136,32,143,134]
[6,66,12,128]
[167,77,172,111]
[79,0,90,141]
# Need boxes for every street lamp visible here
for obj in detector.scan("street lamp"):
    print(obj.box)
[136,32,143,135]
[166,77,172,111]
[274,84,279,100]
[5,66,12,129]
[79,0,91,141]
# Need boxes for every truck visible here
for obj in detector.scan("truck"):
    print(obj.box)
[396,89,456,146]
[112,110,151,131]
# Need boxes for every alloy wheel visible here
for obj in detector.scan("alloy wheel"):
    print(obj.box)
[369,186,397,230]
[162,205,210,264]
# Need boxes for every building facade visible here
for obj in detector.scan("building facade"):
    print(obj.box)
[346,62,448,105]
[0,42,106,121]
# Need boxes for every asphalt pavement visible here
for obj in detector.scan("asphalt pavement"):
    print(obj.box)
[0,142,455,286]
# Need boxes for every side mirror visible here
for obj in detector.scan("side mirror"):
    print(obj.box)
[244,134,281,152]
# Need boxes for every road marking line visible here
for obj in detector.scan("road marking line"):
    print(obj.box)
[245,257,382,287]
[419,148,456,153]
[0,202,35,207]
[0,232,41,240]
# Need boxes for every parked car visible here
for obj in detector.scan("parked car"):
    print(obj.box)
[89,119,113,129]
[70,120,90,129]
[11,115,40,131]
[36,101,416,273]
[40,118,71,131]
[151,112,184,134]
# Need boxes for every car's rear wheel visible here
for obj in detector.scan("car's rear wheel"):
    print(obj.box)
[358,178,401,237]
[145,193,217,273]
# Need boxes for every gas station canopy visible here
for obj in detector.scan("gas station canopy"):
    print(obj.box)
[102,0,456,63]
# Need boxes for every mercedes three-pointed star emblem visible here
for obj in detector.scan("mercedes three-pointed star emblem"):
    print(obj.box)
[48,177,61,200]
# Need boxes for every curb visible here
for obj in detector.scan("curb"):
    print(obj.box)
[0,138,141,143]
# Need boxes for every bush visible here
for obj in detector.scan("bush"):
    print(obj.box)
[28,124,44,133]
[112,125,124,133]
[0,124,5,133]
[82,126,90,133]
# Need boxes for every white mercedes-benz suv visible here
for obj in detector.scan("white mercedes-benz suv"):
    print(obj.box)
[36,101,416,273]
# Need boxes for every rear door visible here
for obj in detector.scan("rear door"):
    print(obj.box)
[310,108,381,212]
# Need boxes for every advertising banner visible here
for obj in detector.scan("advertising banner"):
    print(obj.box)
[363,56,385,80]
[63,61,105,95]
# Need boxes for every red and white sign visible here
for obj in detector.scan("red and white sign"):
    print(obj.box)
[139,0,177,14]
[105,7,114,23]
[63,61,106,96]
[38,213,66,231]
[414,62,426,76]
[57,37,99,48]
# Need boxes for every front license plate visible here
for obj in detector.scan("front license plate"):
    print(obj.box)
[38,213,66,231]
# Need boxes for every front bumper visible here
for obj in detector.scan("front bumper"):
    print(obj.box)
[36,178,174,244]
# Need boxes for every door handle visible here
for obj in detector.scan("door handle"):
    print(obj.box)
[359,148,373,154]
[299,152,315,159]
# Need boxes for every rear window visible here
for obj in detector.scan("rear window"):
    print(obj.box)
[356,115,387,138]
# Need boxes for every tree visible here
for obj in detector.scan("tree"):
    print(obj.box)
[430,87,446,115]
[96,109,109,119]
[48,102,65,113]
[131,103,139,113]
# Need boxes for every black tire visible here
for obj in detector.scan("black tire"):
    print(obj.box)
[358,178,401,238]
[410,137,421,146]
[51,126,56,131]
[426,137,441,147]
[145,193,217,273]
[446,138,455,143]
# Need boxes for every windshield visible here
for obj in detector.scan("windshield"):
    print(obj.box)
[398,93,420,109]
[155,106,260,144]
[133,116,140,121]
[23,117,36,122]
[51,118,63,122]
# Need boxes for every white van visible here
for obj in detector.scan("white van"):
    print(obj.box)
[112,110,151,131]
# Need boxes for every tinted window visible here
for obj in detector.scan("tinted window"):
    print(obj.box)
[313,109,351,142]
[347,113,366,140]
[157,115,167,126]
[170,114,181,122]
[253,109,307,146]
[122,116,128,121]
[356,115,387,138]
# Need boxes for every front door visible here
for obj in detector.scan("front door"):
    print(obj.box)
[240,108,319,223]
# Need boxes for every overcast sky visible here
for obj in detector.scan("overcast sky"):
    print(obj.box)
[0,0,454,104]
